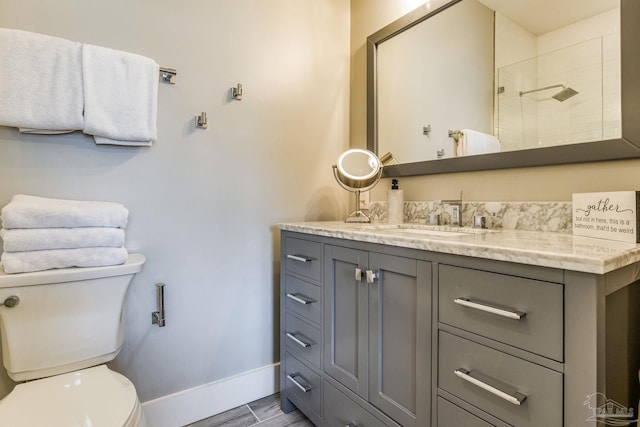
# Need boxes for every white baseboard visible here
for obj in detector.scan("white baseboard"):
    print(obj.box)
[141,363,280,427]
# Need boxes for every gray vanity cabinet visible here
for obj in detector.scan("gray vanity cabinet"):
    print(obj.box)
[323,244,368,396]
[323,244,431,427]
[367,251,431,427]
[281,228,640,427]
[280,234,325,426]
[436,261,564,427]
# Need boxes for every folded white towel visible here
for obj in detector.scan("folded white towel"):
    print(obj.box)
[0,247,128,274]
[0,28,84,133]
[82,43,159,146]
[1,227,125,252]
[456,129,501,157]
[1,195,128,229]
[18,128,76,135]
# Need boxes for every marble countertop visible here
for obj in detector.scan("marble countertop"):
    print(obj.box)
[278,221,640,274]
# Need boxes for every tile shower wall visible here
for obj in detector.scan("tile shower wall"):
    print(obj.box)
[495,8,620,150]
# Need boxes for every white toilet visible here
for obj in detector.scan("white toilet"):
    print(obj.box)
[0,253,146,427]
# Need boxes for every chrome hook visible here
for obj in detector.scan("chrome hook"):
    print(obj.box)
[232,83,243,100]
[195,112,208,129]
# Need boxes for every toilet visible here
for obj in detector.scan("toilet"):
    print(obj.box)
[0,253,146,427]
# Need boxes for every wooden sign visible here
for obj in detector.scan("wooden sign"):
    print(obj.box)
[572,191,640,243]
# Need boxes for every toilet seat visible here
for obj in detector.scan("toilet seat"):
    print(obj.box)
[0,365,144,427]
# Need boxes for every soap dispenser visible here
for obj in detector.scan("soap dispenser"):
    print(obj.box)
[387,179,404,224]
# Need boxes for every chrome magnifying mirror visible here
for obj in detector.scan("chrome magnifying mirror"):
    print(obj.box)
[333,148,393,223]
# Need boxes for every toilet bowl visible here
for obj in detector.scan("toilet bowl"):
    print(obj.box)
[0,365,145,427]
[0,254,146,426]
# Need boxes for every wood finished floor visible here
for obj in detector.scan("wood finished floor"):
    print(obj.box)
[184,393,314,427]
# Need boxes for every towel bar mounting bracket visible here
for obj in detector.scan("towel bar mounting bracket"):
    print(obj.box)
[159,67,177,84]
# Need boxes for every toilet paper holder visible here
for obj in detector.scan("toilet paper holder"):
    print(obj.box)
[152,283,166,327]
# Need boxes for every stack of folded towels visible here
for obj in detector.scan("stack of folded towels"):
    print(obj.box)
[0,195,129,274]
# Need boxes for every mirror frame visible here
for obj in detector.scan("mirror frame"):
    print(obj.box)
[367,0,640,177]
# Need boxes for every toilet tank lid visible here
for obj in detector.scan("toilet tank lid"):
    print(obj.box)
[0,253,145,288]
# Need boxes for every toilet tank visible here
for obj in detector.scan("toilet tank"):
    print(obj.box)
[0,254,145,381]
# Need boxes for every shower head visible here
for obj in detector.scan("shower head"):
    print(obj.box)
[552,87,579,102]
[519,84,578,102]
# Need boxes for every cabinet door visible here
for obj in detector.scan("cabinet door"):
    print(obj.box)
[324,245,369,399]
[368,253,431,427]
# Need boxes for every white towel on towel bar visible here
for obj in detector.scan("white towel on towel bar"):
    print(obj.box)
[82,43,159,146]
[0,227,125,252]
[455,129,501,157]
[1,194,129,229]
[18,128,76,135]
[0,246,128,274]
[0,28,84,133]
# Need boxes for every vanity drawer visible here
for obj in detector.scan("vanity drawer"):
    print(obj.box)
[439,264,563,361]
[284,275,322,325]
[437,397,494,427]
[438,331,562,427]
[284,236,322,282]
[323,380,396,427]
[284,352,322,417]
[285,313,321,368]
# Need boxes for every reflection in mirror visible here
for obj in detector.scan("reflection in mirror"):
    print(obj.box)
[495,1,620,152]
[333,149,384,223]
[368,0,631,176]
[377,0,494,163]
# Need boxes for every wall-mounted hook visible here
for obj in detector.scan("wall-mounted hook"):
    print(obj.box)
[195,112,208,129]
[423,125,432,135]
[232,83,243,100]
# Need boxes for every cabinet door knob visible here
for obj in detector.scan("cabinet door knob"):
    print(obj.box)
[366,269,379,284]
[355,268,362,281]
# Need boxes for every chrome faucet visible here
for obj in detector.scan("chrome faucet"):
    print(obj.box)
[434,191,463,227]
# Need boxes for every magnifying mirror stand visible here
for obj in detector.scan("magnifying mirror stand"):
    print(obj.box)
[346,190,372,223]
[333,148,390,223]
[332,164,380,223]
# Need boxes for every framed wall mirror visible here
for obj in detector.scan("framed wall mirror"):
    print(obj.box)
[367,0,640,176]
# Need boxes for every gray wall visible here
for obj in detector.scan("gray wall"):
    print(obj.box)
[0,0,350,402]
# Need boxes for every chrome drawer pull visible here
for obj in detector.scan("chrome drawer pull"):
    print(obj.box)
[286,293,312,305]
[454,297,526,320]
[286,332,311,348]
[454,368,527,406]
[287,373,312,393]
[286,254,313,263]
